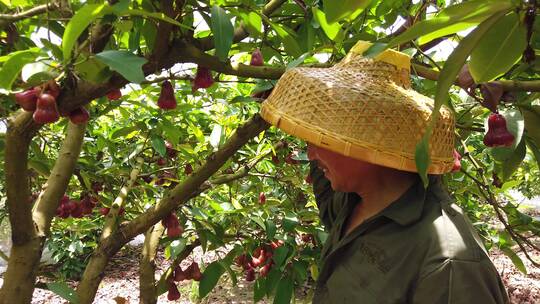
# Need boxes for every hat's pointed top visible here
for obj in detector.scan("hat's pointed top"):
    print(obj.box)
[342,41,411,72]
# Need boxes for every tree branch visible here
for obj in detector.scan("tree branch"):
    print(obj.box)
[412,62,540,92]
[150,0,175,62]
[0,2,59,28]
[175,41,284,79]
[100,156,144,240]
[33,121,87,236]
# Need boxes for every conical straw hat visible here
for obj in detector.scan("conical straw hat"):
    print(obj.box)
[260,41,455,174]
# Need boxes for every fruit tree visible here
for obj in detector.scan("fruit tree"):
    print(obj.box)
[0,0,539,303]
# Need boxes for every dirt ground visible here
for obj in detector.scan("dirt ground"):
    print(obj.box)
[29,243,540,304]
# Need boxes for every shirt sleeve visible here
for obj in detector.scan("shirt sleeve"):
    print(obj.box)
[411,259,509,304]
[309,161,337,230]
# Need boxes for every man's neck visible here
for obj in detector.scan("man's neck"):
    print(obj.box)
[344,170,417,236]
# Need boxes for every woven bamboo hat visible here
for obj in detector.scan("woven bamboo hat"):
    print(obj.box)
[260,41,455,174]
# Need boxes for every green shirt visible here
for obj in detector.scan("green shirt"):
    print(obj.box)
[310,164,509,304]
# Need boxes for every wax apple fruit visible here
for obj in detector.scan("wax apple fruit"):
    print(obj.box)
[192,66,214,91]
[33,93,59,124]
[452,149,462,172]
[167,281,181,301]
[15,88,39,111]
[107,89,122,101]
[184,163,193,175]
[250,48,264,66]
[165,142,177,158]
[157,80,177,110]
[186,262,202,281]
[245,268,255,281]
[69,107,90,124]
[483,113,515,147]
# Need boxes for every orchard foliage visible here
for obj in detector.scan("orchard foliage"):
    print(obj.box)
[0,0,539,303]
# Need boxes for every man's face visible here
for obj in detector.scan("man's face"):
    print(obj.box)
[306,143,377,192]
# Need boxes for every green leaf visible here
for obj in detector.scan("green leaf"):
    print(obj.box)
[312,8,341,40]
[415,135,430,188]
[26,71,60,88]
[95,51,147,83]
[160,119,182,145]
[75,57,111,84]
[254,277,266,302]
[286,53,310,70]
[119,9,193,30]
[521,105,540,146]
[199,261,226,298]
[167,239,187,260]
[63,4,110,62]
[502,139,526,181]
[322,0,370,23]
[141,20,157,53]
[501,247,527,274]
[526,138,540,171]
[265,268,281,296]
[387,0,512,50]
[363,42,387,58]
[269,22,302,57]
[273,275,294,304]
[265,219,277,239]
[110,126,139,139]
[292,260,308,284]
[0,48,40,89]
[272,245,289,268]
[417,0,512,45]
[151,136,166,157]
[241,12,262,36]
[210,5,234,62]
[28,159,51,176]
[433,10,509,129]
[469,12,527,83]
[46,282,79,304]
[40,39,63,61]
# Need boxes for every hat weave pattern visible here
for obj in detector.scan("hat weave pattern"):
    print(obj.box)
[260,44,455,174]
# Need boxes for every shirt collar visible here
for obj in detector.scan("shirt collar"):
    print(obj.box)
[378,176,430,226]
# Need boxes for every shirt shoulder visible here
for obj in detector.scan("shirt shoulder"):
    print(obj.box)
[414,185,494,277]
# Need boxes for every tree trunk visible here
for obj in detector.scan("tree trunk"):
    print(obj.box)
[0,237,43,304]
[0,119,85,304]
[139,224,164,304]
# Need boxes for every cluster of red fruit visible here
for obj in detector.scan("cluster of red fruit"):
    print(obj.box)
[14,80,90,125]
[150,142,194,187]
[235,240,284,282]
[55,195,97,219]
[161,212,184,238]
[156,142,178,167]
[166,261,202,301]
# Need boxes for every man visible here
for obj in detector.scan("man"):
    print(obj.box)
[259,41,509,303]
